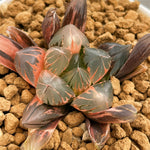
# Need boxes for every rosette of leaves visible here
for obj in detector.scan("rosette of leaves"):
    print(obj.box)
[0,0,150,149]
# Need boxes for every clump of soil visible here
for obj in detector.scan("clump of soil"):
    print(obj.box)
[0,0,150,150]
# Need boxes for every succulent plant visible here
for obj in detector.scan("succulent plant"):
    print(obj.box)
[0,0,150,149]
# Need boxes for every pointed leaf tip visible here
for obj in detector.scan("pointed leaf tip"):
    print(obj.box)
[7,26,37,48]
[99,43,131,76]
[116,34,150,78]
[21,119,60,150]
[42,8,60,44]
[86,119,110,149]
[49,24,89,54]
[62,0,87,32]
[87,104,137,124]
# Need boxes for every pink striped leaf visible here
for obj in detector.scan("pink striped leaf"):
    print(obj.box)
[36,70,75,106]
[44,46,72,75]
[71,81,113,113]
[22,96,68,129]
[42,8,60,44]
[14,46,45,87]
[0,34,22,71]
[86,119,110,149]
[87,104,137,123]
[7,26,37,48]
[62,0,87,32]
[84,47,111,84]
[21,119,60,150]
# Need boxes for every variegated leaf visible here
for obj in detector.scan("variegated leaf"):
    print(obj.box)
[49,24,89,54]
[99,43,131,76]
[7,26,37,48]
[22,96,43,126]
[86,119,110,149]
[42,8,60,44]
[61,52,90,94]
[116,34,150,78]
[84,47,111,84]
[36,70,75,106]
[87,104,137,123]
[71,81,113,113]
[62,67,90,95]
[22,96,68,128]
[14,46,45,87]
[62,0,87,32]
[21,119,60,150]
[0,34,22,71]
[44,47,72,75]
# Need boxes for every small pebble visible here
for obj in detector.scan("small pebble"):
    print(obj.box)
[64,111,85,128]
[5,113,19,134]
[0,97,11,111]
[3,85,18,100]
[10,103,26,118]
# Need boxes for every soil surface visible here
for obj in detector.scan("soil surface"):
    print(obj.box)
[0,0,150,150]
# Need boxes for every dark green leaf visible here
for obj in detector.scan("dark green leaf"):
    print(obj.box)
[49,24,89,54]
[84,47,111,84]
[36,70,75,106]
[44,46,72,75]
[99,43,131,76]
[71,80,113,113]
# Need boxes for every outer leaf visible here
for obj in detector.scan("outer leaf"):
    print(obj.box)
[21,119,60,150]
[87,104,137,123]
[84,47,111,84]
[71,81,113,113]
[62,0,87,32]
[44,46,72,75]
[7,26,37,48]
[116,34,150,78]
[42,8,60,44]
[119,64,147,81]
[0,34,22,71]
[99,43,131,76]
[22,96,68,128]
[62,67,90,95]
[14,46,45,87]
[22,96,43,123]
[36,70,75,106]
[49,24,89,54]
[86,119,110,149]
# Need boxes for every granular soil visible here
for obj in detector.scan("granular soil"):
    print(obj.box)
[0,0,150,150]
